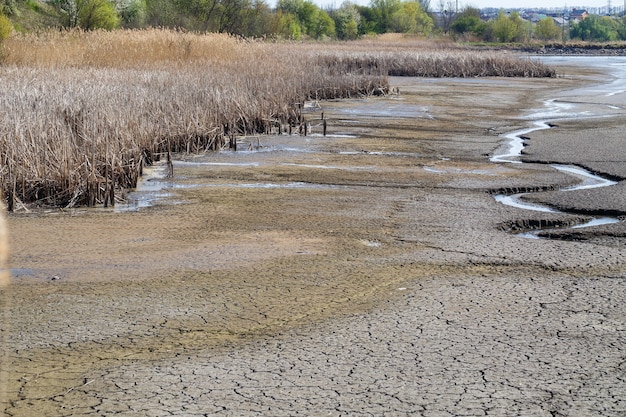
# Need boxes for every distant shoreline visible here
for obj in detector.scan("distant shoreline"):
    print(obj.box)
[518,43,626,55]
[470,42,626,55]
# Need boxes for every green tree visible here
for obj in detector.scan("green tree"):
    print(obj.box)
[369,0,401,33]
[175,0,220,31]
[571,15,619,41]
[618,16,626,40]
[241,0,275,37]
[312,9,335,38]
[116,0,146,27]
[54,0,121,29]
[451,6,486,38]
[276,10,301,39]
[78,0,120,29]
[0,11,12,40]
[215,0,251,34]
[389,1,432,35]
[277,0,334,38]
[332,1,361,40]
[144,0,180,27]
[491,10,527,42]
[143,0,265,34]
[491,10,515,42]
[354,4,378,34]
[296,0,317,34]
[451,15,486,37]
[534,16,560,41]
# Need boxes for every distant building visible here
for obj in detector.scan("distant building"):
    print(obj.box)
[570,9,588,22]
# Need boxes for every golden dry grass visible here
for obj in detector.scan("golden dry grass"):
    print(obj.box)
[0,30,554,209]
[1,29,245,68]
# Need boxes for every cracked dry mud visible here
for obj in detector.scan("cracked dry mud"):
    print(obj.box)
[2,59,626,416]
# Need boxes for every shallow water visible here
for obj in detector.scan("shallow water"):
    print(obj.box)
[114,164,172,212]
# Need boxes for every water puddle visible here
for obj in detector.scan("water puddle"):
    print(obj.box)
[114,158,346,212]
[200,182,338,190]
[280,162,379,172]
[114,163,173,212]
[324,100,432,119]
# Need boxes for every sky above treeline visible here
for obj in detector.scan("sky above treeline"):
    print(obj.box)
[280,0,615,11]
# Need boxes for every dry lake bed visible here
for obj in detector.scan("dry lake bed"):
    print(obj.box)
[2,56,626,416]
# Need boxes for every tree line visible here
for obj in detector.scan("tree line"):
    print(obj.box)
[2,0,626,42]
[452,8,626,42]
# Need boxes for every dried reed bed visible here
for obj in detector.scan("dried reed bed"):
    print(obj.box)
[317,37,557,78]
[0,30,554,209]
[0,30,388,209]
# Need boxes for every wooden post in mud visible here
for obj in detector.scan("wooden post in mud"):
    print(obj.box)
[6,183,13,213]
[104,163,110,208]
[297,103,302,124]
[167,142,174,178]
[323,119,327,137]
[109,171,115,207]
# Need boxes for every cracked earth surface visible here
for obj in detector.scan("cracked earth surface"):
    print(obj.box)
[2,59,626,416]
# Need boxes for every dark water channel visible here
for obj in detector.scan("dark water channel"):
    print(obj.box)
[491,56,626,238]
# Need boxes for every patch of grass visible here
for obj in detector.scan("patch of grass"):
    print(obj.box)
[8,0,61,33]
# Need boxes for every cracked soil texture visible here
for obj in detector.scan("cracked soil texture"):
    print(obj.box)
[2,58,625,416]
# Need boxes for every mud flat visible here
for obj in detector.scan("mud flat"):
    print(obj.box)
[2,58,626,416]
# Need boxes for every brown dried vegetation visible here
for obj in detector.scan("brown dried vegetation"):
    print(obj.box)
[0,30,555,209]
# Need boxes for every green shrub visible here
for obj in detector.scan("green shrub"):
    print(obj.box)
[0,12,12,40]
[78,0,119,30]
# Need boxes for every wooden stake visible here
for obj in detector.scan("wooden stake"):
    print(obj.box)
[167,144,173,178]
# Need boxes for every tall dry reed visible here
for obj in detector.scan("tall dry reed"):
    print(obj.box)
[0,30,554,209]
